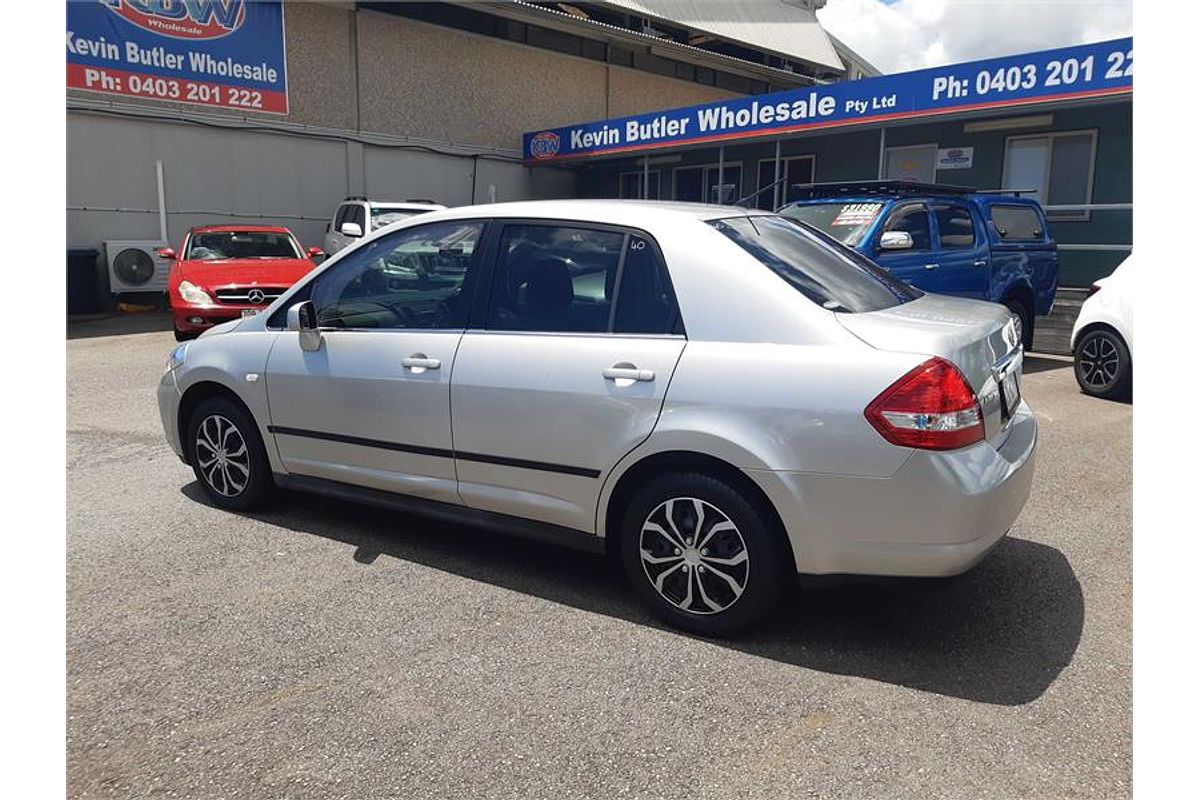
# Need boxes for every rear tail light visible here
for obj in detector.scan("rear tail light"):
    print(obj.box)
[1086,283,1102,299]
[865,357,984,450]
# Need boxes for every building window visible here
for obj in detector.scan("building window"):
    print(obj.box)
[885,143,938,183]
[1002,131,1097,221]
[755,155,816,209]
[674,163,743,204]
[619,170,661,200]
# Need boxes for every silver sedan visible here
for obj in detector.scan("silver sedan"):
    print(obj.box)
[157,200,1036,635]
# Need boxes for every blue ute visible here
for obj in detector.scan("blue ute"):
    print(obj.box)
[779,181,1059,349]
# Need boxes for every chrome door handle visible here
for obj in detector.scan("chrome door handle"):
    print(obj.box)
[402,355,441,371]
[974,259,988,267]
[923,263,939,270]
[603,366,655,382]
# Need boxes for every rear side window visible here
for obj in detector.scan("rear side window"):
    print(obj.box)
[933,204,976,248]
[711,215,922,314]
[990,205,1045,241]
[485,224,681,334]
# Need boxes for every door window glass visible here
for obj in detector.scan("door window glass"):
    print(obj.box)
[310,221,484,329]
[882,204,931,250]
[933,204,976,248]
[487,224,623,333]
[613,234,681,335]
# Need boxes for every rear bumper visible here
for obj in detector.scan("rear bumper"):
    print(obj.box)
[751,402,1037,577]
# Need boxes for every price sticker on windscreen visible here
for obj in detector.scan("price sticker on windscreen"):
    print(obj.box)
[831,203,883,227]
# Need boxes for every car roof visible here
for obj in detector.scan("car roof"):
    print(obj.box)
[411,199,772,228]
[367,201,447,210]
[189,224,294,234]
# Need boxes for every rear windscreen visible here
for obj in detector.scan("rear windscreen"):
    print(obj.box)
[710,215,922,314]
[778,202,883,246]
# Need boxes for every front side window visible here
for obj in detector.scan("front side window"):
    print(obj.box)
[486,224,681,335]
[710,215,922,314]
[310,220,484,329]
[185,231,300,261]
[881,204,931,250]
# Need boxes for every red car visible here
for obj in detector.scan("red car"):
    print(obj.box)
[160,225,323,341]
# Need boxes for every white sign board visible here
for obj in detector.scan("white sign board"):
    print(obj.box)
[936,147,974,170]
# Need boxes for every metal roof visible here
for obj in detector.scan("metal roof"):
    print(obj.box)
[593,0,844,72]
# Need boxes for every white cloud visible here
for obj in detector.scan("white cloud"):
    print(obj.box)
[817,0,1133,73]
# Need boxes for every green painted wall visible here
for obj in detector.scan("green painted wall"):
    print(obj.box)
[577,100,1130,286]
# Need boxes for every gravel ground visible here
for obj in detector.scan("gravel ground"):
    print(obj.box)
[67,321,1131,799]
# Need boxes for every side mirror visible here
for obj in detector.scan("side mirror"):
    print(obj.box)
[339,221,363,238]
[307,246,325,260]
[879,231,914,250]
[286,300,322,352]
[156,247,177,260]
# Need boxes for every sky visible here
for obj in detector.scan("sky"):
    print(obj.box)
[815,0,1133,74]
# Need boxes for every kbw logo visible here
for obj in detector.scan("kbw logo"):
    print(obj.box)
[529,131,561,160]
[101,0,247,41]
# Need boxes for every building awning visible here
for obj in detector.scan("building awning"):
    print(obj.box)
[522,37,1132,164]
[595,0,844,73]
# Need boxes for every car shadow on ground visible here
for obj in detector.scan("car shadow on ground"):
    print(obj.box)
[182,483,1083,707]
[1023,354,1073,374]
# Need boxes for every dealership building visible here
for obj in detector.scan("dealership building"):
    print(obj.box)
[67,0,1129,308]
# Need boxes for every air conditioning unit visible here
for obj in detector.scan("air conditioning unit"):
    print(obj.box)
[104,240,171,294]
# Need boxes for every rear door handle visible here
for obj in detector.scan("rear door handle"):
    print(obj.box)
[923,263,940,270]
[974,259,989,267]
[402,355,441,371]
[603,366,655,382]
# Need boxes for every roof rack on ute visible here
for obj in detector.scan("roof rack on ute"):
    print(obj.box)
[973,188,1040,197]
[343,195,367,201]
[404,198,438,204]
[789,180,978,200]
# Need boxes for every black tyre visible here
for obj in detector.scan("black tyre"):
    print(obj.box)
[185,396,273,511]
[1004,297,1034,351]
[620,472,788,636]
[1074,326,1132,400]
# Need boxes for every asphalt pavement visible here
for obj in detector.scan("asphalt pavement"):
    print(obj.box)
[66,320,1131,799]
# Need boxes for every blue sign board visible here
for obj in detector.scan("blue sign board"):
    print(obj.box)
[67,0,289,114]
[523,37,1131,163]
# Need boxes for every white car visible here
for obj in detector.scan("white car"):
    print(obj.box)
[324,197,446,255]
[1071,256,1133,399]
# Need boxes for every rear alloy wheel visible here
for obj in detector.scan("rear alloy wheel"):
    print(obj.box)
[1074,327,1131,400]
[621,473,786,636]
[186,396,273,510]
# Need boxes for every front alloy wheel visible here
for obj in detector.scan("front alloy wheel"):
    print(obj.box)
[186,396,273,511]
[195,414,250,498]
